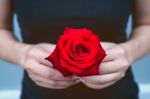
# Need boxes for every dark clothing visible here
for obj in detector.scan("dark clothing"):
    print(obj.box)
[13,0,139,99]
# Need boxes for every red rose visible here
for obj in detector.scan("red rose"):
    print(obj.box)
[45,27,106,77]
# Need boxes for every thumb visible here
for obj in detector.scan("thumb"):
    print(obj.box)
[36,47,54,67]
[100,42,116,50]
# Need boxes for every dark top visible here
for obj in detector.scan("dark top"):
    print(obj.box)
[13,0,139,99]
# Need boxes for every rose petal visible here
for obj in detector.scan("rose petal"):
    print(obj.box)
[45,27,106,77]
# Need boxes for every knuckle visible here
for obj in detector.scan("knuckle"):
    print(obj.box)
[28,73,32,78]
[28,48,37,57]
[22,53,33,69]
[98,78,107,84]
[45,74,50,79]
[48,81,57,87]
[24,62,31,70]
[123,58,129,65]
[122,61,129,70]
[22,53,33,70]
[47,70,55,79]
[117,48,125,55]
[28,47,41,58]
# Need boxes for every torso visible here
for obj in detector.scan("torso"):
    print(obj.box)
[13,0,138,99]
[14,0,131,44]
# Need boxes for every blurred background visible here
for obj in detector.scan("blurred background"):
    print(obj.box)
[0,15,150,99]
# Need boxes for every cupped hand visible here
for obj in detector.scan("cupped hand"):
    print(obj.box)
[21,43,80,89]
[81,42,130,89]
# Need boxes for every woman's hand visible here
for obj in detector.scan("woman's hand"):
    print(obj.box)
[80,42,130,89]
[20,43,80,89]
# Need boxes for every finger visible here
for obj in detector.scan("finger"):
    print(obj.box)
[102,45,127,63]
[101,42,116,50]
[101,59,129,75]
[101,49,117,62]
[83,80,116,89]
[27,60,75,81]
[100,60,121,74]
[35,81,69,89]
[33,48,53,67]
[39,59,53,68]
[29,73,80,88]
[81,72,123,85]
[44,78,80,88]
[37,43,56,53]
[28,70,79,83]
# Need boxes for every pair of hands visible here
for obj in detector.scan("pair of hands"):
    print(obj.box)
[21,42,130,89]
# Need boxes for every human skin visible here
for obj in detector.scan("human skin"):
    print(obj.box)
[81,0,150,89]
[0,0,150,89]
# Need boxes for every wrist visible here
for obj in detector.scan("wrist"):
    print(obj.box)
[13,42,32,65]
[119,39,139,64]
